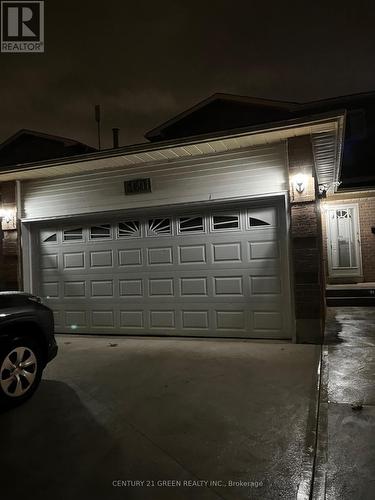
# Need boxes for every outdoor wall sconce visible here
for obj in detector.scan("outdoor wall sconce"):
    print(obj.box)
[293,173,307,193]
[0,209,13,223]
[0,208,17,230]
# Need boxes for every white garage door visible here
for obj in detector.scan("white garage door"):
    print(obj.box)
[36,202,292,338]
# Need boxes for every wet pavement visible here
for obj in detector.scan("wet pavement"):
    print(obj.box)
[3,309,373,499]
[313,307,375,500]
[1,337,320,500]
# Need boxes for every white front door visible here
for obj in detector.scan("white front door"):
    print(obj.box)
[326,204,362,279]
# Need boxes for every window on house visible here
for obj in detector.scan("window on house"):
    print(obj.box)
[178,216,204,233]
[90,224,111,239]
[212,214,239,230]
[118,220,141,238]
[147,218,171,236]
[63,228,83,241]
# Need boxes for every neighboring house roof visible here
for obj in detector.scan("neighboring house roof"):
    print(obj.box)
[0,129,96,170]
[145,91,375,189]
[145,93,298,142]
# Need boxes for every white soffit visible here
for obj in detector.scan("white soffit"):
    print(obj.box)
[0,116,344,182]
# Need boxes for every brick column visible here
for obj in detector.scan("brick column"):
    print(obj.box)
[0,181,19,291]
[288,136,325,343]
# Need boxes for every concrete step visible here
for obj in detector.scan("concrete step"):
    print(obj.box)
[326,286,375,306]
[326,296,375,307]
[326,288,375,297]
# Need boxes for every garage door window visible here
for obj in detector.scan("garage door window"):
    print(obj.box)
[178,216,204,234]
[212,214,239,231]
[63,228,83,241]
[118,220,141,238]
[147,218,171,236]
[247,208,276,229]
[90,225,111,240]
[249,217,270,227]
[42,232,57,243]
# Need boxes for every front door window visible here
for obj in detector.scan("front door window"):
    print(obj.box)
[327,205,362,278]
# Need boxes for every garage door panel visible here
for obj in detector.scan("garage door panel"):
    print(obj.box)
[90,250,113,268]
[216,310,247,331]
[63,251,85,268]
[41,254,59,269]
[119,279,143,297]
[119,248,143,266]
[180,277,208,296]
[37,202,291,338]
[253,311,283,331]
[182,310,209,329]
[65,310,87,327]
[179,244,207,264]
[250,276,281,295]
[249,241,279,260]
[212,242,241,262]
[213,276,244,296]
[42,281,60,298]
[148,247,174,265]
[120,310,144,328]
[91,280,114,297]
[149,278,174,296]
[64,281,86,297]
[91,310,115,328]
[150,310,176,329]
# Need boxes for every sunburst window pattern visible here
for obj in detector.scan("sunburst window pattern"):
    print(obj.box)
[147,218,171,236]
[118,220,141,238]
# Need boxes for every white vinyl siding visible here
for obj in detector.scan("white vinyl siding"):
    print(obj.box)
[22,144,287,220]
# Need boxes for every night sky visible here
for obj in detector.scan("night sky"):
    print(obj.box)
[1,1,375,149]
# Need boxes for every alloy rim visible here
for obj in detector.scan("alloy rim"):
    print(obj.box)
[0,347,37,397]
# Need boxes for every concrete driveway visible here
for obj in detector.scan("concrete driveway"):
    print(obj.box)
[1,336,320,500]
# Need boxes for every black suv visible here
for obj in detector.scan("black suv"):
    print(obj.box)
[0,292,57,408]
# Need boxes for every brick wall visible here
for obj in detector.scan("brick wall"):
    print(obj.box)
[321,193,375,282]
[0,181,19,290]
[288,136,325,343]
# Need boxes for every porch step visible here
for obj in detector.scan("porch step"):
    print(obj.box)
[326,286,375,307]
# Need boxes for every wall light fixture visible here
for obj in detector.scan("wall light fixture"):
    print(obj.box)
[293,173,307,193]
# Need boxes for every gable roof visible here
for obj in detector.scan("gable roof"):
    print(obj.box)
[144,90,375,189]
[0,129,94,151]
[0,129,96,169]
[145,93,298,141]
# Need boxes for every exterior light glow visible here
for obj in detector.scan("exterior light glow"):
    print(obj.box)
[293,173,306,193]
[0,208,14,223]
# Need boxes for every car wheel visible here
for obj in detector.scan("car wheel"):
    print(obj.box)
[0,338,43,408]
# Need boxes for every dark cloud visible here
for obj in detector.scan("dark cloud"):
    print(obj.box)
[1,0,375,148]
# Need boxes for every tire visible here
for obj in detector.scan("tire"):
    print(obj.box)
[0,337,43,409]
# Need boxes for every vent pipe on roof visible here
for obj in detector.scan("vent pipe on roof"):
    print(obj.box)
[112,128,120,148]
